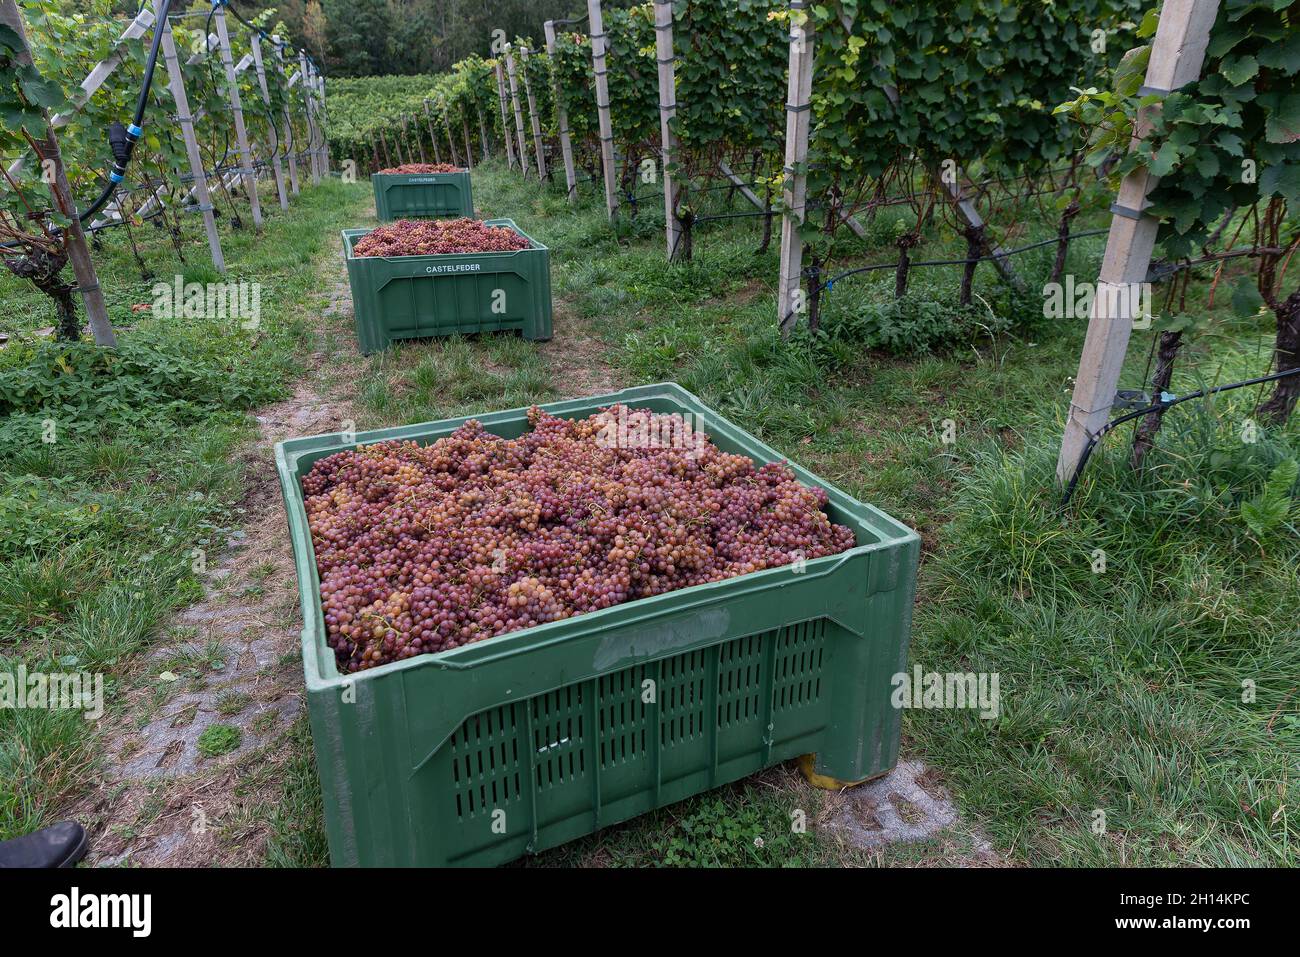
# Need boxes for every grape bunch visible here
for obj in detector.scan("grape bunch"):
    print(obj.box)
[377,163,464,174]
[353,218,531,258]
[302,405,857,673]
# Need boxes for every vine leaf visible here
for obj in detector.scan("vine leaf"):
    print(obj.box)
[1230,276,1264,316]
[1258,162,1300,205]
[1220,54,1258,87]
[1261,92,1300,144]
[18,65,66,111]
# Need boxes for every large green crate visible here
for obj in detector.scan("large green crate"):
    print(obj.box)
[371,170,473,221]
[341,218,552,353]
[275,383,920,867]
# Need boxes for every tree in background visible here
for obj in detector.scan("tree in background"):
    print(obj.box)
[322,0,390,75]
[301,0,326,63]
[193,0,638,77]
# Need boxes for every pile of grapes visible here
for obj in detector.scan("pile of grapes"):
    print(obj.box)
[302,406,856,672]
[376,163,463,174]
[353,218,531,258]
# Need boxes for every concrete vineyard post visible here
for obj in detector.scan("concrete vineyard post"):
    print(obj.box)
[544,20,578,204]
[300,52,321,184]
[777,0,812,335]
[305,60,323,178]
[251,33,289,210]
[1055,0,1221,486]
[653,1,681,261]
[157,0,224,272]
[495,61,517,170]
[274,39,300,196]
[317,69,331,173]
[504,46,531,179]
[213,5,262,229]
[587,0,619,220]
[519,46,548,180]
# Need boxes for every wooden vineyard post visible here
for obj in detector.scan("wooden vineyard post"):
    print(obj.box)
[274,39,300,196]
[157,0,224,272]
[777,0,812,335]
[0,0,115,345]
[504,46,532,178]
[1055,0,1220,486]
[588,0,619,220]
[519,46,548,180]
[462,117,475,169]
[213,3,262,230]
[495,61,517,170]
[250,34,289,210]
[653,1,681,260]
[424,101,443,164]
[544,21,578,203]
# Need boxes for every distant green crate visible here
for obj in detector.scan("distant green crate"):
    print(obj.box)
[371,170,473,221]
[275,383,920,868]
[341,218,552,353]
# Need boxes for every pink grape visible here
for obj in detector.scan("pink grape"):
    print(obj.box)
[353,217,531,257]
[302,405,856,672]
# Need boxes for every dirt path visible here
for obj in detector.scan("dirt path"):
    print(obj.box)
[65,256,361,866]
[537,303,627,398]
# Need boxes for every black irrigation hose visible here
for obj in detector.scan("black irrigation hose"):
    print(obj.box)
[1059,367,1300,508]
[692,208,773,224]
[1,0,174,250]
[75,0,174,223]
[817,229,1110,292]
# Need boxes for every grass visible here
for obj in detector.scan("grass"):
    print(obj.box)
[0,176,374,841]
[268,159,1296,867]
[196,724,242,758]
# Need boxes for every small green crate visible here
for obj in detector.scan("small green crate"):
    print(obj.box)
[371,170,473,221]
[341,218,552,353]
[275,383,920,868]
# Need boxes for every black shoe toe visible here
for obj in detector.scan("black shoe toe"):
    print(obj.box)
[0,821,89,868]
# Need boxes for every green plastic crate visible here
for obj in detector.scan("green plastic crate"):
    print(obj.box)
[341,218,552,353]
[371,170,473,221]
[275,383,920,867]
